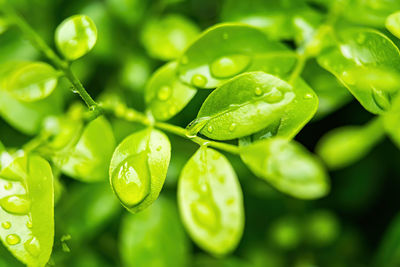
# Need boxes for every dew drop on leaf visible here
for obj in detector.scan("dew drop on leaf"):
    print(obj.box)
[157,85,172,101]
[229,123,237,132]
[0,195,31,215]
[191,74,207,87]
[111,154,150,208]
[26,219,33,229]
[265,87,284,103]
[303,93,314,100]
[207,125,214,133]
[4,182,12,190]
[191,200,220,232]
[222,32,229,40]
[341,71,356,85]
[1,221,11,229]
[24,237,40,257]
[6,234,20,245]
[210,54,251,79]
[254,87,263,96]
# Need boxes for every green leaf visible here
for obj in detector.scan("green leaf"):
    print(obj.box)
[0,141,4,154]
[55,183,120,247]
[178,147,244,255]
[3,61,59,102]
[141,14,200,60]
[221,0,321,41]
[386,11,400,40]
[302,60,352,119]
[55,15,98,60]
[251,78,318,140]
[145,61,197,121]
[50,116,115,182]
[177,23,296,89]
[0,152,54,267]
[109,128,171,213]
[342,0,400,27]
[240,138,329,199]
[316,117,384,169]
[317,28,400,114]
[303,210,340,247]
[383,96,400,149]
[120,196,189,267]
[187,72,295,140]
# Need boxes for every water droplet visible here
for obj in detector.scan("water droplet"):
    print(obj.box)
[156,146,162,152]
[342,71,356,85]
[168,105,177,116]
[2,221,11,229]
[372,88,391,111]
[186,117,210,137]
[191,200,220,231]
[111,153,150,208]
[229,123,237,132]
[226,198,235,205]
[222,32,229,40]
[218,176,225,183]
[4,183,12,190]
[207,125,213,133]
[0,195,31,215]
[303,93,314,99]
[356,34,366,44]
[210,54,251,78]
[26,220,33,229]
[191,74,207,88]
[181,56,188,65]
[157,86,171,101]
[254,87,263,96]
[6,234,20,245]
[24,237,40,257]
[265,87,284,103]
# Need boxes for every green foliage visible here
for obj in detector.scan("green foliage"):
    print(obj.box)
[0,152,54,267]
[120,196,189,267]
[178,147,244,255]
[109,128,171,213]
[240,138,329,199]
[0,0,400,266]
[55,15,97,60]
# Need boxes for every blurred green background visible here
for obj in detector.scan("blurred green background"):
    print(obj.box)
[1,0,400,266]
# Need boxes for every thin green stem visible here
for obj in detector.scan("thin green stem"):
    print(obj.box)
[1,2,101,115]
[106,105,241,155]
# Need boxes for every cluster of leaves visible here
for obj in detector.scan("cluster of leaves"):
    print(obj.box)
[1,0,400,266]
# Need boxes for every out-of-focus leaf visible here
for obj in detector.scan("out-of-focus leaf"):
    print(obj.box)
[240,137,329,199]
[316,117,384,169]
[141,14,200,60]
[120,196,189,267]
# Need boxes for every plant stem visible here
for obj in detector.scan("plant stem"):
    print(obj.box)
[4,1,242,155]
[1,2,101,114]
[107,105,241,155]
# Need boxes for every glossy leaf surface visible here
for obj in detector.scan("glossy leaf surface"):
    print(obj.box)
[386,11,400,39]
[141,14,200,60]
[120,196,189,267]
[109,128,171,213]
[145,61,196,121]
[178,147,244,255]
[52,116,116,182]
[55,15,98,60]
[3,62,59,102]
[240,138,329,199]
[178,23,296,88]
[190,72,295,140]
[251,78,318,140]
[0,152,54,267]
[317,28,400,114]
